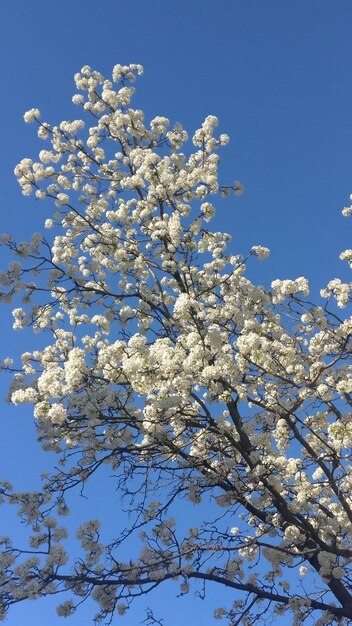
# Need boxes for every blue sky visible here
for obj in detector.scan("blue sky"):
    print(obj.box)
[1,1,352,624]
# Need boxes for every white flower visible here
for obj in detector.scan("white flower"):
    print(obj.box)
[55,193,70,206]
[342,205,352,217]
[72,94,84,105]
[57,600,75,617]
[251,245,270,260]
[48,403,67,425]
[200,202,215,222]
[214,608,227,620]
[271,276,309,303]
[23,108,40,123]
[284,525,302,543]
[117,603,127,616]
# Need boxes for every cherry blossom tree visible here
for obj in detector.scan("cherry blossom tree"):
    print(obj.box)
[1,64,352,625]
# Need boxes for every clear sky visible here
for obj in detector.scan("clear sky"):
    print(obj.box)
[1,1,352,624]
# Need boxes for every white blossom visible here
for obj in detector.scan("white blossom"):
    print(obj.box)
[23,108,40,123]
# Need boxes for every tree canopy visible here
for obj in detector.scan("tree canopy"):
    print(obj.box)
[1,64,352,625]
